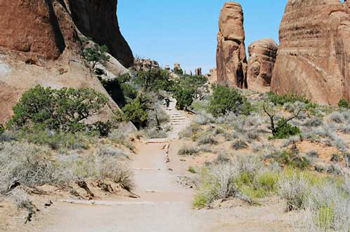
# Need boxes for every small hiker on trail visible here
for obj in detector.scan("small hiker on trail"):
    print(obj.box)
[164,98,170,109]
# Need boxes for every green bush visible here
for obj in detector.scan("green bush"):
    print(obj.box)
[173,67,183,76]
[83,43,110,69]
[267,92,310,105]
[208,85,252,117]
[8,86,108,133]
[122,95,149,129]
[174,88,194,110]
[272,118,301,139]
[274,151,310,170]
[338,98,350,109]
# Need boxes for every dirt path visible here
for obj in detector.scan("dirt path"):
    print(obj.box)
[39,99,293,232]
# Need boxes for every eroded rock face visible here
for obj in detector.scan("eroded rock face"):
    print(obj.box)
[134,58,160,72]
[216,2,247,88]
[0,0,133,124]
[247,38,278,92]
[272,0,350,105]
[0,0,133,67]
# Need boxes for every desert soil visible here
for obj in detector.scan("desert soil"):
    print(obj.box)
[12,99,293,232]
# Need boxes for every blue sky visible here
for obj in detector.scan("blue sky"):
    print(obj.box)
[118,0,287,73]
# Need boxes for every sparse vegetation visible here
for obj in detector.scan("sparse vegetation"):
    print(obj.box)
[208,85,252,117]
[8,86,108,133]
[178,146,199,156]
[83,43,110,69]
[338,98,350,109]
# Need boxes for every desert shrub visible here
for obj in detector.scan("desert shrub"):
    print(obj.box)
[83,43,110,69]
[267,92,310,106]
[178,146,199,156]
[338,98,350,109]
[193,155,279,208]
[193,113,215,125]
[0,142,66,193]
[8,86,108,133]
[0,125,4,135]
[174,88,194,110]
[273,151,310,170]
[279,173,311,211]
[208,85,252,117]
[329,112,345,124]
[179,124,202,139]
[188,166,196,174]
[272,118,301,139]
[122,95,149,129]
[17,129,91,150]
[145,128,167,139]
[198,135,218,145]
[96,145,128,159]
[231,139,248,150]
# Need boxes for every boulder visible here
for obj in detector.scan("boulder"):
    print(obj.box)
[216,2,247,88]
[247,38,278,92]
[272,0,350,105]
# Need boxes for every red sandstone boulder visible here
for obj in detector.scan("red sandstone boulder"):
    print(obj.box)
[247,38,278,92]
[272,0,350,105]
[216,2,247,88]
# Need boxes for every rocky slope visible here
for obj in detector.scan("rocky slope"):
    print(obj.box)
[272,0,350,105]
[247,38,278,92]
[216,2,247,88]
[0,0,133,124]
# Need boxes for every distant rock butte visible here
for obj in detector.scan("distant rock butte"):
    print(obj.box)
[216,2,247,88]
[134,58,160,71]
[272,0,350,105]
[247,38,278,92]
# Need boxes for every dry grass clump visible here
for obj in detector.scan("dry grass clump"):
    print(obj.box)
[198,135,218,146]
[0,142,135,194]
[178,145,199,156]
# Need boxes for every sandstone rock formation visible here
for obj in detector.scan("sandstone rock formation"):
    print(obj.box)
[0,0,133,124]
[0,0,133,67]
[247,38,278,92]
[134,58,160,72]
[195,68,202,76]
[272,0,350,105]
[216,2,247,88]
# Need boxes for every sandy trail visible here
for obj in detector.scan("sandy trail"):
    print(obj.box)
[39,99,292,232]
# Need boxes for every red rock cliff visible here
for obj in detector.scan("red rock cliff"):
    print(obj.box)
[0,0,133,67]
[272,0,350,105]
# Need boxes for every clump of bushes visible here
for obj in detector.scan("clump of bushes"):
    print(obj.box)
[0,142,134,194]
[8,86,109,134]
[134,68,173,92]
[338,98,350,109]
[208,85,252,117]
[122,95,149,129]
[272,118,301,139]
[178,146,199,156]
[267,92,310,106]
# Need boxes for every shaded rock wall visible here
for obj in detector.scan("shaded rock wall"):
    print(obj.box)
[216,2,247,88]
[272,0,350,105]
[247,38,278,92]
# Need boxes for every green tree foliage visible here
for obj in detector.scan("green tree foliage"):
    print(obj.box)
[272,118,301,139]
[172,75,208,110]
[174,88,194,110]
[134,69,174,92]
[208,85,252,117]
[83,43,110,68]
[8,86,108,133]
[122,95,149,129]
[338,99,350,109]
[173,67,183,76]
